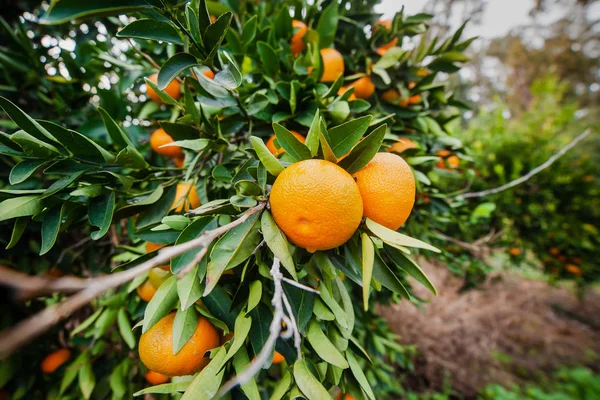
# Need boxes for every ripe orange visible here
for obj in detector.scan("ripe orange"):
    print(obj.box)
[408,94,422,104]
[291,20,308,56]
[319,48,344,82]
[270,160,363,252]
[272,351,285,365]
[566,264,582,276]
[41,348,71,374]
[200,68,214,80]
[387,138,417,154]
[145,370,169,385]
[150,128,184,158]
[266,130,306,157]
[146,73,181,103]
[171,183,201,212]
[549,247,560,256]
[381,89,400,103]
[352,153,416,230]
[446,155,460,169]
[336,393,356,400]
[139,313,220,376]
[417,68,429,77]
[436,150,451,157]
[374,20,398,56]
[174,156,184,168]
[509,248,521,257]
[137,280,157,302]
[408,82,416,89]
[344,76,375,99]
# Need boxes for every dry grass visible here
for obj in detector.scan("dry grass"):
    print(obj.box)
[379,258,600,397]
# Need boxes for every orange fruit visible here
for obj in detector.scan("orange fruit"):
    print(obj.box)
[171,183,201,212]
[266,130,306,157]
[319,48,344,82]
[146,73,180,103]
[509,248,521,257]
[353,153,416,230]
[41,348,71,374]
[550,247,560,256]
[408,82,416,89]
[381,89,400,103]
[436,150,451,157]
[145,370,170,385]
[399,98,409,107]
[174,156,184,168]
[566,264,582,276]
[272,351,285,364]
[387,138,417,154]
[291,20,308,56]
[338,85,357,101]
[148,267,170,288]
[336,393,356,400]
[417,68,429,77]
[446,155,460,169]
[350,76,376,99]
[374,20,398,56]
[139,313,220,376]
[150,128,184,158]
[210,15,217,23]
[270,160,363,252]
[408,94,422,104]
[200,68,214,80]
[137,280,157,302]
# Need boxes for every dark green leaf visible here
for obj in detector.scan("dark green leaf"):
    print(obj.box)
[338,124,386,174]
[88,192,115,240]
[158,53,197,90]
[272,123,312,162]
[385,245,437,295]
[171,217,217,273]
[372,252,410,299]
[283,284,314,334]
[316,2,339,49]
[0,195,42,222]
[327,115,372,158]
[142,275,178,333]
[6,217,28,249]
[203,12,232,63]
[173,307,199,354]
[0,96,59,144]
[40,203,64,255]
[257,41,279,77]
[40,0,154,25]
[9,159,48,185]
[117,19,183,44]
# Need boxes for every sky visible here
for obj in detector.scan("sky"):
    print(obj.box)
[375,0,600,39]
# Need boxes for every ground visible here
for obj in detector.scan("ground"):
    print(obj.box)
[380,257,600,397]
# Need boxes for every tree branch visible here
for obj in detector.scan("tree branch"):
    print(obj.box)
[457,129,591,199]
[0,202,266,359]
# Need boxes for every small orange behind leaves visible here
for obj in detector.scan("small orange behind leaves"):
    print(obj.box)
[146,73,180,103]
[446,155,460,169]
[145,370,169,385]
[566,264,582,276]
[319,48,345,82]
[408,94,422,104]
[550,247,560,256]
[137,280,157,302]
[174,156,185,168]
[272,351,285,365]
[373,20,398,56]
[146,242,164,253]
[150,128,183,158]
[509,248,521,257]
[381,89,400,103]
[436,150,451,157]
[338,85,357,101]
[387,138,417,154]
[291,20,308,56]
[41,348,71,374]
[266,130,306,157]
[348,76,375,99]
[171,183,201,212]
[336,393,356,400]
[201,68,214,80]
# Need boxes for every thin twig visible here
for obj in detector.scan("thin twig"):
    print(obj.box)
[0,203,266,359]
[457,129,591,199]
[217,257,289,397]
[282,291,303,360]
[281,277,320,294]
[127,39,161,70]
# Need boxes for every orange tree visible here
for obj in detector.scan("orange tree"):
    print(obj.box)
[0,0,473,398]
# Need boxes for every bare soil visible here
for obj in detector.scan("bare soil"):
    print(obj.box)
[379,258,600,397]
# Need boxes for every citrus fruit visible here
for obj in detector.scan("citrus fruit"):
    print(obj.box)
[387,138,417,154]
[266,130,306,157]
[137,280,157,302]
[290,20,307,56]
[409,94,422,104]
[349,76,376,99]
[374,20,398,56]
[550,247,560,256]
[566,264,582,276]
[509,248,521,257]
[148,267,170,288]
[319,48,344,82]
[139,313,219,376]
[381,89,400,103]
[436,150,451,157]
[338,85,357,101]
[446,155,460,169]
[145,370,169,385]
[171,183,201,212]
[146,73,180,103]
[270,160,363,252]
[336,393,356,400]
[150,128,183,158]
[200,68,214,80]
[41,348,71,374]
[272,351,285,365]
[174,156,184,168]
[352,152,416,230]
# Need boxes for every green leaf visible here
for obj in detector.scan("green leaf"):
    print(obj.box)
[365,218,441,253]
[313,299,335,320]
[385,245,437,295]
[215,52,242,89]
[242,15,257,47]
[334,277,355,339]
[40,0,153,24]
[98,108,135,150]
[361,233,374,311]
[11,130,61,157]
[261,211,297,280]
[204,212,261,295]
[373,47,405,70]
[40,121,115,163]
[233,347,261,400]
[307,320,349,368]
[272,123,311,162]
[6,217,28,249]
[203,285,236,328]
[88,192,115,240]
[70,308,103,337]
[162,215,191,231]
[117,308,136,350]
[293,360,333,400]
[327,115,372,158]
[319,121,337,163]
[317,282,347,330]
[304,109,320,156]
[9,159,47,185]
[197,0,212,34]
[134,381,190,396]
[250,136,284,176]
[115,146,148,169]
[372,252,410,299]
[109,359,131,399]
[178,264,204,310]
[40,203,64,255]
[346,351,375,400]
[203,12,232,63]
[269,371,292,400]
[180,347,226,400]
[257,41,280,77]
[222,313,252,366]
[186,4,201,45]
[117,19,183,44]
[247,280,262,314]
[184,79,201,124]
[316,2,339,49]
[173,306,199,355]
[283,284,315,334]
[0,195,42,222]
[142,275,178,333]
[171,217,217,273]
[0,96,59,144]
[328,101,350,124]
[158,53,197,90]
[78,357,96,400]
[338,124,386,174]
[144,77,180,105]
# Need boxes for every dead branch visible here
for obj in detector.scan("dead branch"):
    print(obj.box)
[0,202,266,359]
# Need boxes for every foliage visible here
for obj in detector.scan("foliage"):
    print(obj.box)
[0,0,474,399]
